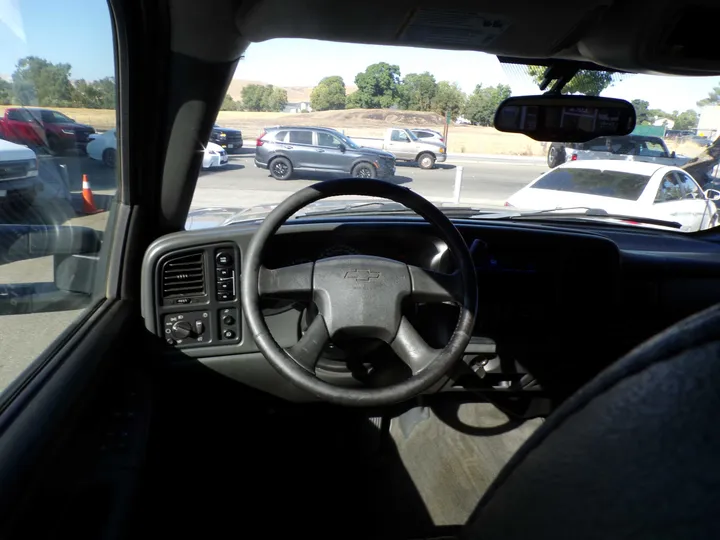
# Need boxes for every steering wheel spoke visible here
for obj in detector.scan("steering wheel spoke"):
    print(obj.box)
[287,314,329,373]
[408,265,463,304]
[390,316,439,374]
[258,262,314,298]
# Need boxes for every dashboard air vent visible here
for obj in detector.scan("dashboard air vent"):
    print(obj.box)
[161,252,206,298]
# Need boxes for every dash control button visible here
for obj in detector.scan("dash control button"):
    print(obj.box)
[216,252,233,267]
[217,267,232,279]
[223,330,236,339]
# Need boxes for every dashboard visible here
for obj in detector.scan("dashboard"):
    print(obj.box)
[141,217,720,404]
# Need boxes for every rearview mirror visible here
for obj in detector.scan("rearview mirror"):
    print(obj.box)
[494,95,636,142]
[337,143,346,153]
[705,188,720,201]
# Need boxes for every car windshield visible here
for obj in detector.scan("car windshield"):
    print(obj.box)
[531,169,652,201]
[40,110,73,123]
[180,50,720,233]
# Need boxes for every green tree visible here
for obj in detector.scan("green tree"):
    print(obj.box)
[674,110,699,131]
[431,81,466,120]
[351,62,401,108]
[0,79,12,105]
[631,99,651,124]
[220,94,239,111]
[73,77,115,109]
[399,72,437,111]
[241,84,286,112]
[528,66,614,96]
[12,56,76,106]
[241,84,267,111]
[267,87,287,112]
[310,76,346,111]
[697,85,720,107]
[463,84,512,126]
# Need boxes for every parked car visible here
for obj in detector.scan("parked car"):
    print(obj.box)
[0,107,95,154]
[506,160,719,232]
[210,124,243,153]
[254,126,396,180]
[88,129,227,169]
[350,127,446,169]
[0,139,40,210]
[546,135,690,168]
[86,129,117,167]
[201,142,229,169]
[410,128,445,144]
[688,135,713,147]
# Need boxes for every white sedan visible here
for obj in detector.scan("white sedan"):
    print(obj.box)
[506,160,719,232]
[87,129,228,169]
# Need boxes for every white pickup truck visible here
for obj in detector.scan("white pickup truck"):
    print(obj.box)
[0,139,40,209]
[547,135,692,169]
[350,127,447,169]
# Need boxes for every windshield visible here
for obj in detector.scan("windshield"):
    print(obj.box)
[40,110,73,123]
[147,38,720,233]
[531,169,652,201]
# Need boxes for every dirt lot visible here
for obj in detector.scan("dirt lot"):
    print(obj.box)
[0,106,707,158]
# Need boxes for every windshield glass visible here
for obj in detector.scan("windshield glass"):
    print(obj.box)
[531,169,652,201]
[40,110,73,123]
[175,38,720,233]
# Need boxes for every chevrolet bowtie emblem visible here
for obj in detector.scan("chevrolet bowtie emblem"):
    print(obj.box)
[344,269,380,282]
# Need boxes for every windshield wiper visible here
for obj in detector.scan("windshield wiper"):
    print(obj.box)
[506,207,683,229]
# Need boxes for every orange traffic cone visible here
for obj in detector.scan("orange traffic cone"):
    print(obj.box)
[82,174,101,214]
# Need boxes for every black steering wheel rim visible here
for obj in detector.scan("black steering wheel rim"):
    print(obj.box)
[241,178,478,407]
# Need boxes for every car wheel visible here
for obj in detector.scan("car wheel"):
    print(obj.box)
[547,145,565,168]
[269,156,293,180]
[102,148,117,168]
[418,152,435,170]
[352,162,376,179]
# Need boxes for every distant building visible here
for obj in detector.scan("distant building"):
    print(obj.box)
[653,117,675,129]
[283,101,312,114]
[698,106,720,140]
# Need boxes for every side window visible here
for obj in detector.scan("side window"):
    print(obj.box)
[288,131,313,145]
[274,130,288,142]
[7,109,28,122]
[678,172,702,199]
[655,173,683,203]
[317,132,342,147]
[415,131,429,139]
[0,1,117,397]
[639,142,666,157]
[391,130,408,142]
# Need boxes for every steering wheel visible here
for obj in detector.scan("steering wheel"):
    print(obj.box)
[241,179,478,406]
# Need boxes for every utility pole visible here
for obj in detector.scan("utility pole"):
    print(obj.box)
[443,110,450,145]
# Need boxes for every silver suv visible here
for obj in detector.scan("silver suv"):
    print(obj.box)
[255,126,396,180]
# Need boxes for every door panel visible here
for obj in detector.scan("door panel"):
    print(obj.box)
[314,131,350,172]
[286,130,317,169]
[387,129,415,159]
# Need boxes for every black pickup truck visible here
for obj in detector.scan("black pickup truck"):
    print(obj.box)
[210,124,243,153]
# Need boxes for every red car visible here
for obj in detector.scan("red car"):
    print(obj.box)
[0,107,96,154]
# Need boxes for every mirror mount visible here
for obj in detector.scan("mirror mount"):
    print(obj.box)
[494,94,636,142]
[538,63,580,94]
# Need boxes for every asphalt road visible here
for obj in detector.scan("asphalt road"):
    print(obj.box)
[190,150,546,209]
[0,150,547,393]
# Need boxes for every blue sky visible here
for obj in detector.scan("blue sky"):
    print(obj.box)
[0,0,718,113]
